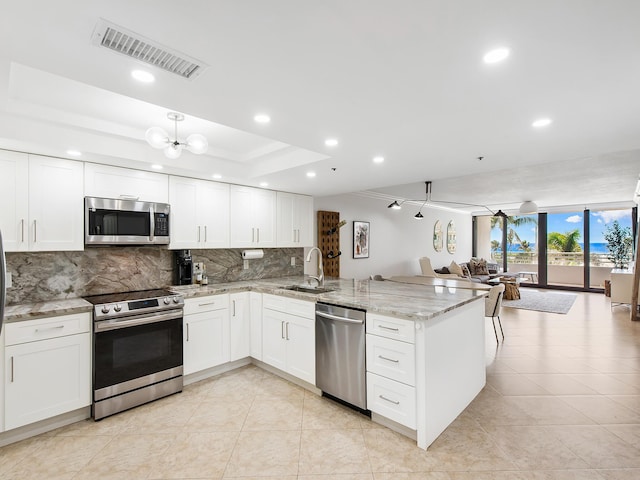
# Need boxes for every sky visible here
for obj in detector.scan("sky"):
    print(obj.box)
[490,209,633,244]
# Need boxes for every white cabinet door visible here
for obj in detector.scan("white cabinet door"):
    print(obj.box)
[169,176,200,249]
[285,314,315,384]
[183,309,230,375]
[169,177,229,249]
[0,150,29,251]
[230,185,256,247]
[277,192,296,247]
[261,309,287,371]
[253,189,276,247]
[84,163,169,203]
[230,185,276,247]
[277,192,313,247]
[229,292,250,361]
[295,194,314,247]
[28,155,84,251]
[199,181,229,249]
[4,332,91,430]
[249,292,263,361]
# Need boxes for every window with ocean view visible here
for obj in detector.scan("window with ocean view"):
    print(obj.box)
[483,207,636,290]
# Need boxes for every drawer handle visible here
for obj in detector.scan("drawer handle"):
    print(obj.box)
[379,394,400,405]
[379,325,400,332]
[198,302,216,307]
[35,325,65,332]
[378,355,399,363]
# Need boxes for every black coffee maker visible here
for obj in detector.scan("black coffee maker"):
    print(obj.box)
[174,250,193,285]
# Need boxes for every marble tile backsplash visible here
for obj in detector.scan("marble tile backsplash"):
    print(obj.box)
[5,247,304,305]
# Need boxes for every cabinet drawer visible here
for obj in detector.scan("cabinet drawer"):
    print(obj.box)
[366,334,415,386]
[367,372,416,429]
[262,294,287,313]
[184,294,229,315]
[367,313,415,343]
[263,294,314,319]
[5,313,91,346]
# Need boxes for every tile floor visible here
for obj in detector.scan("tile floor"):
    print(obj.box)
[1,290,639,479]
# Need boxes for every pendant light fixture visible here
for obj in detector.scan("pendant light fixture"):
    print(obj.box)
[519,200,538,214]
[145,112,208,159]
[387,181,507,217]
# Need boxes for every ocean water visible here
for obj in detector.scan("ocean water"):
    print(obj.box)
[504,242,609,253]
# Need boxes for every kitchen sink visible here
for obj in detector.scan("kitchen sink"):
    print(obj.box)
[283,285,334,294]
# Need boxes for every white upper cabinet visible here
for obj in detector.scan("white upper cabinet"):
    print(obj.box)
[229,185,276,248]
[276,192,313,247]
[0,150,29,251]
[84,163,169,203]
[0,153,83,252]
[169,176,229,249]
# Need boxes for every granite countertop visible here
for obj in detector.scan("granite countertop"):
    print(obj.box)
[4,275,486,323]
[172,275,487,322]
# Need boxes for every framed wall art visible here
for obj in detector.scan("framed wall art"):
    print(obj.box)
[433,220,443,252]
[353,221,370,259]
[447,220,456,254]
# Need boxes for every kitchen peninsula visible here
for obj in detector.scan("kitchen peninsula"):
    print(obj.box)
[2,276,487,450]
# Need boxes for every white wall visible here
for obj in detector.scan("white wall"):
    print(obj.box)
[311,193,472,280]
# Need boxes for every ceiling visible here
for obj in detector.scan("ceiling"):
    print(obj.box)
[0,1,639,212]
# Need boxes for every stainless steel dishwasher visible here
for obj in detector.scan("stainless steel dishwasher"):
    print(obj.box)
[315,302,367,410]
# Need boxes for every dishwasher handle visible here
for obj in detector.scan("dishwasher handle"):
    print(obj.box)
[316,311,364,324]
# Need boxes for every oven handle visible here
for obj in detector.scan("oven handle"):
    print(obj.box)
[94,309,183,332]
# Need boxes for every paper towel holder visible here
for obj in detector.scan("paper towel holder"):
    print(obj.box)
[241,249,264,260]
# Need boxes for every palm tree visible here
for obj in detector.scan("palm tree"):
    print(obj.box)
[548,229,582,252]
[520,240,532,252]
[492,215,538,251]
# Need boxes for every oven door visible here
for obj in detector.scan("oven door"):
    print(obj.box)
[93,311,183,397]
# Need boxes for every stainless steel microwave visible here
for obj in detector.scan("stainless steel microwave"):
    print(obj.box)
[85,197,170,245]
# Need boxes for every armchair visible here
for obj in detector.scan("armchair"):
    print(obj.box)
[419,257,463,279]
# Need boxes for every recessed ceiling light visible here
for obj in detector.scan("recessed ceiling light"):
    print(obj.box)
[483,47,510,64]
[254,114,271,124]
[532,117,552,128]
[306,171,316,178]
[259,181,269,187]
[373,156,384,164]
[212,174,222,179]
[66,149,82,156]
[151,164,163,170]
[325,138,338,147]
[131,70,155,83]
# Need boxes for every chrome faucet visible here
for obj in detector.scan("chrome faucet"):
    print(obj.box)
[305,247,324,287]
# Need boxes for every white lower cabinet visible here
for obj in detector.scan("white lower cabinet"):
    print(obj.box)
[262,294,315,384]
[183,295,230,375]
[3,313,91,431]
[249,292,263,361]
[366,313,416,429]
[229,292,250,362]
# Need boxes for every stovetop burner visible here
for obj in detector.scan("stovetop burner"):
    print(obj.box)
[84,288,183,321]
[84,288,175,305]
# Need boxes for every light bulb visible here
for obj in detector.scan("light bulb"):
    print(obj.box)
[186,133,208,154]
[164,143,183,159]
[145,127,169,149]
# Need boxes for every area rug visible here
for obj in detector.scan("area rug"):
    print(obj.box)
[502,289,577,314]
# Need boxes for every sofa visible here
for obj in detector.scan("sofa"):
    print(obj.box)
[434,258,500,284]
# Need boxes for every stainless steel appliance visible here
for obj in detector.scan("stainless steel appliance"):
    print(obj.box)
[85,288,184,420]
[0,229,6,334]
[315,302,367,410]
[85,196,170,245]
[174,249,193,285]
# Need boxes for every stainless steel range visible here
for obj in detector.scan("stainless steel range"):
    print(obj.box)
[85,288,184,420]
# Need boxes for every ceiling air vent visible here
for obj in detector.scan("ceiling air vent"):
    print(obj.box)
[91,18,208,80]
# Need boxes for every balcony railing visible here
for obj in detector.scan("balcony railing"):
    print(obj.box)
[492,251,616,268]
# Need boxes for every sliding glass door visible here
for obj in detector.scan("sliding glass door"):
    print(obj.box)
[474,206,637,292]
[547,211,584,287]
